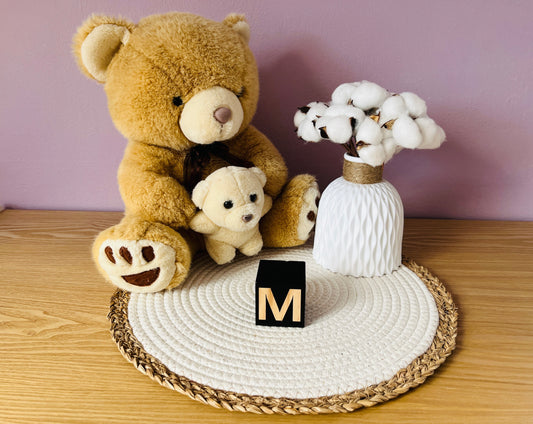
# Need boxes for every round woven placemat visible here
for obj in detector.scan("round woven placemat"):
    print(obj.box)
[109,252,457,415]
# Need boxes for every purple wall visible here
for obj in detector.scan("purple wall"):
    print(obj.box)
[1,0,532,220]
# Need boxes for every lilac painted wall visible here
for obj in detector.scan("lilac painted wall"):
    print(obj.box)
[1,0,532,220]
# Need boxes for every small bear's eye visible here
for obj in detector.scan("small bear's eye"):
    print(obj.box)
[172,96,183,107]
[249,194,257,202]
[223,200,233,209]
[236,87,245,98]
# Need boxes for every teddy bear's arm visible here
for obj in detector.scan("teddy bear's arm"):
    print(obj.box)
[117,142,197,228]
[229,125,288,197]
[261,194,273,217]
[189,211,219,235]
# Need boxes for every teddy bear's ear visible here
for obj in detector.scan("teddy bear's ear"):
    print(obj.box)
[223,14,250,44]
[192,180,210,209]
[250,167,267,187]
[72,15,135,83]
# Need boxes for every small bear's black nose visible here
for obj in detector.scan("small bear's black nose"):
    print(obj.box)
[242,214,253,223]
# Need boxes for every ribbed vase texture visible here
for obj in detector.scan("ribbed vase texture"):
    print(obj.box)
[313,177,404,277]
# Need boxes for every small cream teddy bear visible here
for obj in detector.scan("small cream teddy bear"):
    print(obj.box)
[190,166,272,264]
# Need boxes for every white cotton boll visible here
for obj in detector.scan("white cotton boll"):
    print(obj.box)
[294,101,328,127]
[306,101,329,120]
[326,116,354,144]
[350,81,389,111]
[314,116,329,132]
[355,116,383,145]
[315,116,353,144]
[381,126,392,139]
[293,109,307,127]
[383,137,401,162]
[324,104,366,129]
[324,104,357,117]
[400,92,427,118]
[415,117,446,149]
[314,116,331,140]
[391,115,423,148]
[350,107,367,130]
[297,118,322,142]
[380,95,408,124]
[358,144,386,167]
[331,83,358,105]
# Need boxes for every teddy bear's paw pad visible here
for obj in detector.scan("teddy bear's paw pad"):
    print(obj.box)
[297,182,320,241]
[98,240,176,293]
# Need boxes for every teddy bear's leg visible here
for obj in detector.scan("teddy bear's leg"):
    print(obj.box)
[205,239,236,265]
[260,174,320,248]
[93,215,200,293]
[239,233,263,257]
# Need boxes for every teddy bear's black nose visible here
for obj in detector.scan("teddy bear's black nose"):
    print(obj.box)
[214,107,232,124]
[242,214,253,223]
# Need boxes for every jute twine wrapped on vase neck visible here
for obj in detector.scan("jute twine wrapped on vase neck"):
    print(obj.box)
[343,154,383,184]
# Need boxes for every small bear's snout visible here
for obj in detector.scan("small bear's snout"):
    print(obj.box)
[214,107,232,124]
[242,214,254,223]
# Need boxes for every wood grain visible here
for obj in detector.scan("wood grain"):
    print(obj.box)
[1,210,532,423]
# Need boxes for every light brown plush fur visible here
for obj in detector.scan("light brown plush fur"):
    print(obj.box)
[260,174,318,247]
[73,12,319,292]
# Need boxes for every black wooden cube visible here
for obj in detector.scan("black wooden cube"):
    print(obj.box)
[255,259,306,328]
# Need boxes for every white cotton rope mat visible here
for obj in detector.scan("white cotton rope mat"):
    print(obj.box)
[128,245,439,399]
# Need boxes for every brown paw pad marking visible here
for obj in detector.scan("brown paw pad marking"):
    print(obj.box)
[104,245,159,287]
[307,211,316,221]
[122,268,161,287]
[119,246,133,264]
[104,246,116,264]
[142,246,155,262]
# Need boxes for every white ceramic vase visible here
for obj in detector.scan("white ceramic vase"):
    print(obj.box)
[313,154,404,277]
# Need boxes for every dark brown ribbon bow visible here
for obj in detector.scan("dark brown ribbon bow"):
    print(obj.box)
[184,142,254,192]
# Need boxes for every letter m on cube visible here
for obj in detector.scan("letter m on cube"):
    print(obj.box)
[255,260,306,328]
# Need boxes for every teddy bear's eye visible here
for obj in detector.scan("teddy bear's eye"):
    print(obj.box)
[249,193,257,202]
[236,87,245,98]
[172,96,183,107]
[223,200,233,209]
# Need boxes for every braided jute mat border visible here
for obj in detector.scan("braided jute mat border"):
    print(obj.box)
[108,258,458,415]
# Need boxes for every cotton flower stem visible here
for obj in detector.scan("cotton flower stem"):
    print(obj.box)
[343,136,359,157]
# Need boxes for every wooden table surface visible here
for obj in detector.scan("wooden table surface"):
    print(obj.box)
[1,209,532,423]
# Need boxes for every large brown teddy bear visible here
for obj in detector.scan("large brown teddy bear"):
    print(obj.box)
[73,12,319,293]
